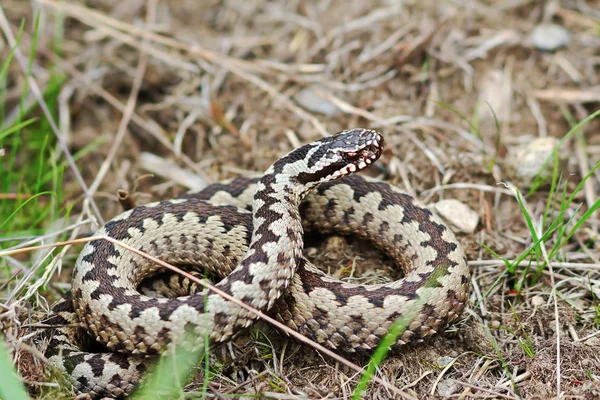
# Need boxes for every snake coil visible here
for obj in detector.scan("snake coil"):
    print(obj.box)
[42,129,469,398]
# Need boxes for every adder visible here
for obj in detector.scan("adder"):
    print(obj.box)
[42,128,469,398]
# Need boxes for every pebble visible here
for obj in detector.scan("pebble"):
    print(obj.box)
[431,199,480,234]
[531,295,545,307]
[437,378,460,397]
[504,137,569,187]
[489,319,501,329]
[294,87,340,116]
[531,23,570,52]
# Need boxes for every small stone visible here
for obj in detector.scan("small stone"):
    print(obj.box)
[504,136,569,187]
[294,87,340,116]
[431,199,479,234]
[531,295,545,307]
[437,378,460,397]
[531,23,570,52]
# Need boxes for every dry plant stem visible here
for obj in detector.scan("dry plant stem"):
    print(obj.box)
[454,380,516,399]
[534,87,600,103]
[575,330,600,343]
[38,0,270,75]
[399,128,445,174]
[310,86,390,125]
[220,62,328,137]
[116,190,136,211]
[457,358,495,399]
[497,371,531,388]
[0,238,413,400]
[525,94,548,138]
[423,183,514,196]
[0,6,103,223]
[0,193,38,200]
[401,370,432,390]
[469,260,600,270]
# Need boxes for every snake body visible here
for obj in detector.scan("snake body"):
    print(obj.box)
[42,129,469,398]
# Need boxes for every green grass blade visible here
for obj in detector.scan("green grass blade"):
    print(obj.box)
[481,243,513,272]
[0,118,37,141]
[512,188,540,261]
[131,340,207,399]
[0,337,30,400]
[352,308,420,399]
[352,270,446,399]
[40,135,104,184]
[541,151,562,232]
[528,109,600,194]
[0,19,25,90]
[565,161,600,207]
[562,199,600,245]
[0,191,54,233]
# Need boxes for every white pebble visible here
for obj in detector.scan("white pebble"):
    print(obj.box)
[531,295,545,307]
[531,23,570,52]
[431,199,480,234]
[437,378,460,397]
[504,137,569,187]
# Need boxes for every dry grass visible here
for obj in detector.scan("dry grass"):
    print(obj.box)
[1,0,600,399]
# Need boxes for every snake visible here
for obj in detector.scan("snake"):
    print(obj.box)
[41,128,470,399]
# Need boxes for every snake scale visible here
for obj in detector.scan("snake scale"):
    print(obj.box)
[41,129,470,398]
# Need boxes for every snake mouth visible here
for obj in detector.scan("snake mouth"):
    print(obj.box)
[355,130,384,170]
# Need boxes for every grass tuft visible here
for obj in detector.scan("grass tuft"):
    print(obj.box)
[482,110,600,293]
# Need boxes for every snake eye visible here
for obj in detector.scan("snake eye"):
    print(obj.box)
[345,152,360,162]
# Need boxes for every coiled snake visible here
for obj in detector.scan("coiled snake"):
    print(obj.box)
[42,129,469,398]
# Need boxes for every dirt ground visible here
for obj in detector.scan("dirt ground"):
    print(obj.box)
[1,0,600,399]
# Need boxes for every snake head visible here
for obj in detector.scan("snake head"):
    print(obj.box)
[292,128,384,186]
[331,128,383,172]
